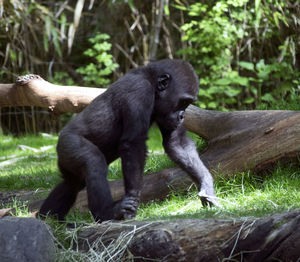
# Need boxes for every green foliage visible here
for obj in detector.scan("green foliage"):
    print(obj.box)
[49,72,75,86]
[238,59,300,106]
[0,0,71,81]
[178,0,300,110]
[76,33,119,87]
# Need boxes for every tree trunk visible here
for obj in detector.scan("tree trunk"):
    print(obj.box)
[149,0,165,62]
[185,106,300,175]
[78,210,300,261]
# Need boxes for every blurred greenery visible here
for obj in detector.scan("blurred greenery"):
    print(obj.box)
[178,0,300,110]
[76,33,119,87]
[0,0,299,134]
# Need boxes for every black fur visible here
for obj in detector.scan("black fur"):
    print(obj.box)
[39,59,219,222]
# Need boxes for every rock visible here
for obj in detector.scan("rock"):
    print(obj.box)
[0,217,56,262]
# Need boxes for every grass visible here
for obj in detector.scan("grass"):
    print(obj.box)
[138,164,300,220]
[0,133,60,190]
[1,125,300,261]
[1,127,299,221]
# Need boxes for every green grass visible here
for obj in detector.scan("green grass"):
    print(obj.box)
[0,133,60,190]
[0,127,174,190]
[1,127,300,261]
[1,128,300,221]
[137,164,300,221]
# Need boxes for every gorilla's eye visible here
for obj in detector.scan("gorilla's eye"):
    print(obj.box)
[157,74,171,91]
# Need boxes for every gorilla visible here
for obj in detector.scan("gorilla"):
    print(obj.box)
[39,59,219,222]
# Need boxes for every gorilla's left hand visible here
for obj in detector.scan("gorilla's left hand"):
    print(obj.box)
[198,189,222,208]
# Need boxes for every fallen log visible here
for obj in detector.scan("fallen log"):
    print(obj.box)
[0,74,104,114]
[1,75,300,212]
[24,168,193,212]
[77,210,300,261]
[185,106,300,174]
[1,74,299,175]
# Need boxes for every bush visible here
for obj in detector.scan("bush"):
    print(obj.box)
[76,33,119,87]
[177,0,300,110]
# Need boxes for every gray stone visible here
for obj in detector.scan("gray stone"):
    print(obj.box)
[0,217,56,262]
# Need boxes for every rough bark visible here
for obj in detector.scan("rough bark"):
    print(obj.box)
[78,210,300,261]
[185,106,300,175]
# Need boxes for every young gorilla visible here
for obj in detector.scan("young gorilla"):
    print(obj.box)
[39,59,220,222]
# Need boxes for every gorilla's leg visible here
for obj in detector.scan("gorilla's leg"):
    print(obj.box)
[39,179,84,221]
[83,146,115,222]
[39,133,112,221]
[59,134,116,222]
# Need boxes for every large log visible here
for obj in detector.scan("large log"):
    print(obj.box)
[78,210,300,261]
[1,75,300,212]
[0,74,104,114]
[185,106,300,174]
[1,74,299,175]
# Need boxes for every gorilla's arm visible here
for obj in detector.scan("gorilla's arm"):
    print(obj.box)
[117,80,155,218]
[160,125,220,207]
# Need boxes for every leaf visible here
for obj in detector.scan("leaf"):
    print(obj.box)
[45,16,51,39]
[51,28,62,57]
[43,34,49,52]
[249,86,258,95]
[164,3,170,16]
[238,61,254,71]
[254,8,262,30]
[214,78,232,85]
[256,59,265,71]
[224,97,237,104]
[9,50,16,62]
[172,4,187,11]
[198,89,213,99]
[233,76,249,86]
[224,88,241,97]
[261,93,275,102]
[128,0,137,14]
[243,97,255,104]
[255,0,261,13]
[208,102,217,108]
[273,12,280,28]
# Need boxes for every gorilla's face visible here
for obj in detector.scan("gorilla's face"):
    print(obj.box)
[156,94,195,130]
[152,60,198,130]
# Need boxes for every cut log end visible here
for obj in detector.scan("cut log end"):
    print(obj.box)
[16,74,43,85]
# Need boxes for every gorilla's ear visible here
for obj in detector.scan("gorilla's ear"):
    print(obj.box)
[157,74,171,91]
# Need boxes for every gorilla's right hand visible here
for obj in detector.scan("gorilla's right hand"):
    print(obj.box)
[113,195,139,220]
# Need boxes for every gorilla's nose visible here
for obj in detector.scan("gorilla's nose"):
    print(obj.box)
[178,111,185,121]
